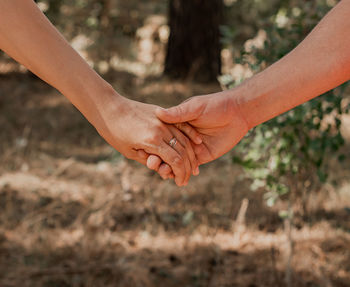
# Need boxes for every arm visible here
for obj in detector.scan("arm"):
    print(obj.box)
[236,0,350,129]
[0,0,200,186]
[152,0,350,173]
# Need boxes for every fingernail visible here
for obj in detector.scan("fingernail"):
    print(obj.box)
[193,167,200,176]
[195,136,202,144]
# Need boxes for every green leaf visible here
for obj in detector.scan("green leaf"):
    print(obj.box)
[338,154,346,162]
[278,210,289,219]
[182,211,194,226]
[317,170,327,183]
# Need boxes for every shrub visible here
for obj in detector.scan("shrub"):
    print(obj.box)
[220,0,349,211]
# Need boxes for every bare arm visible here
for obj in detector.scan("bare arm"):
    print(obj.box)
[0,0,110,122]
[154,0,350,173]
[236,0,350,129]
[0,0,200,186]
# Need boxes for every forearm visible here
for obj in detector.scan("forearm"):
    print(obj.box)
[232,0,350,129]
[0,0,117,126]
[0,0,200,185]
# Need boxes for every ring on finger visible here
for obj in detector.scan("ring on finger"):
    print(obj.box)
[169,137,177,148]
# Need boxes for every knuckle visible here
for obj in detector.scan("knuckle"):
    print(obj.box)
[192,96,203,104]
[173,156,183,167]
[183,96,196,104]
[177,146,186,157]
[192,97,206,113]
[188,126,197,136]
[183,136,191,146]
[154,121,165,131]
[124,152,134,160]
[145,133,161,146]
[175,123,183,130]
[180,137,191,149]
[179,125,188,134]
[175,105,183,115]
[186,127,194,136]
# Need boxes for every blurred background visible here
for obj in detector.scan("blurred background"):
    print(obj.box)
[0,0,349,286]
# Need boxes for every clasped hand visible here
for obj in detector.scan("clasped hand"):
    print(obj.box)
[98,90,249,186]
[147,91,250,182]
[94,91,205,186]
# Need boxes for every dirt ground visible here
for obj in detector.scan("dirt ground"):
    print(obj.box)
[1,1,350,286]
[1,66,350,287]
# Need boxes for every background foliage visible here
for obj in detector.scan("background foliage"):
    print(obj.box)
[0,1,349,286]
[220,0,349,213]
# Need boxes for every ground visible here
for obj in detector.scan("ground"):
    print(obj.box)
[1,66,350,287]
[1,1,350,286]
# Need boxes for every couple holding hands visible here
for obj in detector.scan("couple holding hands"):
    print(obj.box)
[1,0,349,186]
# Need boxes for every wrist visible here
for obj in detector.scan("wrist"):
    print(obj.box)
[68,78,126,132]
[227,74,274,130]
[225,84,256,131]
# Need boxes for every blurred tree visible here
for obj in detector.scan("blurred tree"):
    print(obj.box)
[97,0,113,62]
[164,0,223,82]
[47,0,63,19]
[221,0,349,215]
[98,0,112,29]
[33,0,63,19]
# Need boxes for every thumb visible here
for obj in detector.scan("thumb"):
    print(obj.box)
[156,99,203,124]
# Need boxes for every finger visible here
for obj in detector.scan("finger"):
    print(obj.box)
[156,98,203,124]
[142,127,187,186]
[142,153,173,180]
[138,150,163,171]
[146,154,175,180]
[129,150,148,166]
[168,127,196,184]
[136,151,173,180]
[169,126,199,177]
[175,122,202,145]
[193,142,213,165]
[158,163,173,179]
[146,154,162,171]
[137,149,149,160]
[166,136,191,185]
[158,141,187,186]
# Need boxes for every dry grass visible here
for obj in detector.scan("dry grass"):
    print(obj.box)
[1,0,350,285]
[0,72,350,287]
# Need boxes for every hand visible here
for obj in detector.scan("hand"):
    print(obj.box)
[93,91,201,186]
[146,91,250,177]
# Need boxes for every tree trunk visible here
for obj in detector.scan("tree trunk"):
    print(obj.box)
[164,0,223,82]
[47,0,63,19]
